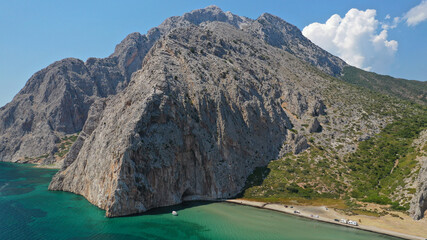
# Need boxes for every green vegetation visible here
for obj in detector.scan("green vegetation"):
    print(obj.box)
[289,129,298,134]
[54,133,79,159]
[341,66,427,105]
[347,109,426,209]
[39,154,49,159]
[242,149,344,201]
[239,49,426,214]
[242,103,426,212]
[351,209,384,217]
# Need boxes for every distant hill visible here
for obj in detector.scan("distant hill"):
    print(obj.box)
[341,66,427,105]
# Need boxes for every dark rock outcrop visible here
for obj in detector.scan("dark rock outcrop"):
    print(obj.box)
[309,118,322,133]
[279,133,309,156]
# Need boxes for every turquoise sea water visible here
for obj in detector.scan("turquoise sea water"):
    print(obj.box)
[0,162,402,240]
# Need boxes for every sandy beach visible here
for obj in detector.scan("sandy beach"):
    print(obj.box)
[33,163,61,169]
[226,199,427,240]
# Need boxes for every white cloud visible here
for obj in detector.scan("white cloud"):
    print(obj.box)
[404,0,427,26]
[382,16,400,30]
[302,8,398,72]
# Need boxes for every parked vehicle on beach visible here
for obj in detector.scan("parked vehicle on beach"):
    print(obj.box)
[348,220,358,226]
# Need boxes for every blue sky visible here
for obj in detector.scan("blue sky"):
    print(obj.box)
[0,0,426,107]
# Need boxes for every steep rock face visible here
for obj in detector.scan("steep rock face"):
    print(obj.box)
[61,99,107,170]
[410,159,427,220]
[49,23,344,217]
[410,130,427,220]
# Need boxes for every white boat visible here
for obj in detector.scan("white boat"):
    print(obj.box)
[172,211,178,216]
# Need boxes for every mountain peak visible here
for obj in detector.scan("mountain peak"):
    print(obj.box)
[259,12,281,20]
[182,5,232,26]
[203,5,223,11]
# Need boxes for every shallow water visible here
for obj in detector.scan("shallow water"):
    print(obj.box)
[0,162,401,240]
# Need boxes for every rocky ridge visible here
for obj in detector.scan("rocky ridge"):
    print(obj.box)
[0,41,146,163]
[340,66,427,105]
[0,6,345,164]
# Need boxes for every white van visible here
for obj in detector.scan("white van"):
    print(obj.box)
[348,220,358,226]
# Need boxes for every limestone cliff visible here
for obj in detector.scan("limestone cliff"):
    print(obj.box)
[409,130,427,220]
[410,159,427,220]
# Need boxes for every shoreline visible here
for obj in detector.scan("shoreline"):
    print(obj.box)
[0,161,59,170]
[226,199,425,240]
[33,164,60,169]
[3,161,425,240]
[17,160,61,169]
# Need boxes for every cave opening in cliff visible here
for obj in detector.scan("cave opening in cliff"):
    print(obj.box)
[181,188,194,200]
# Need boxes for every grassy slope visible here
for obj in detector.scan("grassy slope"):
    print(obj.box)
[347,109,427,210]
[243,106,426,210]
[340,66,427,105]
[242,65,427,212]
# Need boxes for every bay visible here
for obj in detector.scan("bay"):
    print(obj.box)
[0,162,401,240]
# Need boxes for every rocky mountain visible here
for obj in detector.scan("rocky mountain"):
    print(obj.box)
[49,20,420,217]
[1,6,426,219]
[0,36,146,163]
[0,6,345,165]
